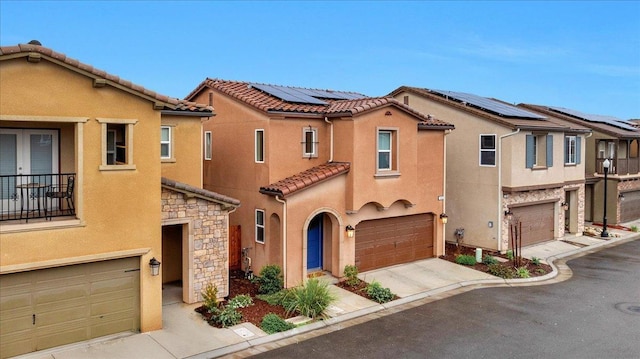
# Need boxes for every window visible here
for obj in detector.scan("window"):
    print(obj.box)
[479,134,496,166]
[161,126,171,159]
[565,136,582,165]
[204,131,212,160]
[255,209,265,243]
[378,130,392,170]
[98,118,137,170]
[255,129,264,163]
[526,134,553,169]
[302,127,318,158]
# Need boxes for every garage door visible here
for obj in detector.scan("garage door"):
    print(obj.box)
[620,191,640,223]
[355,214,434,272]
[510,203,554,248]
[0,257,140,358]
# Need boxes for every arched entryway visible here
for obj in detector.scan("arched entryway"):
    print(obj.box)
[307,213,324,271]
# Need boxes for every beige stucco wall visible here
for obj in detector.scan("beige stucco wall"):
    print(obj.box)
[1,58,163,331]
[161,115,205,187]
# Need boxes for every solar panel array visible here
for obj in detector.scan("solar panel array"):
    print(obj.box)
[429,89,546,119]
[249,83,365,105]
[548,106,637,131]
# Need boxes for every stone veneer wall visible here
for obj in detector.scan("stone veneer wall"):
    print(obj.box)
[500,184,585,250]
[161,187,229,302]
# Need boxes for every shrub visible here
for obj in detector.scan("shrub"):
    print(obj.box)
[536,268,547,275]
[257,290,289,306]
[260,313,295,334]
[487,263,516,279]
[343,265,360,286]
[215,306,242,328]
[227,294,253,309]
[257,265,284,295]
[531,257,541,266]
[366,281,395,304]
[631,225,638,232]
[517,267,530,278]
[201,283,219,313]
[283,278,336,319]
[455,254,477,266]
[506,250,514,261]
[482,255,499,265]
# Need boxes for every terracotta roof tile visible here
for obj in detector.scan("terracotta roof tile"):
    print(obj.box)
[259,162,351,197]
[161,177,240,207]
[0,43,213,114]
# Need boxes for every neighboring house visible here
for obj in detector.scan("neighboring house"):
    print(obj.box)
[520,104,640,225]
[390,87,591,251]
[185,79,453,288]
[0,42,238,358]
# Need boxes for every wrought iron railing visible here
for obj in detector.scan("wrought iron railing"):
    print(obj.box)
[0,173,76,222]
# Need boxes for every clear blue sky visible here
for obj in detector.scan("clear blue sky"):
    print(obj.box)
[1,1,639,119]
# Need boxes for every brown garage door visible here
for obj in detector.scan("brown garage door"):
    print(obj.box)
[355,214,434,272]
[0,257,140,358]
[510,203,554,247]
[620,191,640,223]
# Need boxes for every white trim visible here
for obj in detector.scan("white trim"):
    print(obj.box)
[479,134,497,167]
[160,125,172,160]
[302,127,318,158]
[565,135,577,165]
[255,209,265,244]
[204,131,212,160]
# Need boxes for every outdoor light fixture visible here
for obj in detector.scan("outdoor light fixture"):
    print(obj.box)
[439,213,448,224]
[149,257,161,276]
[602,159,610,238]
[504,209,513,221]
[346,225,355,238]
[561,202,569,211]
[619,193,625,201]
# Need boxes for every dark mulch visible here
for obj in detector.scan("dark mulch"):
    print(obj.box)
[335,279,400,302]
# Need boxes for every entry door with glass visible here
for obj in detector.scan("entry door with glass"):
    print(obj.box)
[0,129,59,218]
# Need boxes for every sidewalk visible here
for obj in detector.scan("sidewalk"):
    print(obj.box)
[14,223,640,359]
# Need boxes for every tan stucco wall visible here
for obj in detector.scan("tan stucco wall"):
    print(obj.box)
[161,115,205,187]
[1,58,163,331]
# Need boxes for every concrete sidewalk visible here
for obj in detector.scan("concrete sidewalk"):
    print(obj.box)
[14,223,640,359]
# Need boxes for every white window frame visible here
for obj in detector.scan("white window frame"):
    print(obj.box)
[479,134,497,167]
[160,125,172,160]
[302,127,318,158]
[204,131,212,160]
[255,209,265,244]
[97,118,137,171]
[377,130,393,171]
[565,135,577,165]
[255,129,264,163]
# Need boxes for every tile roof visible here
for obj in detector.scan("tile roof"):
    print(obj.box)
[161,177,240,207]
[259,162,351,197]
[186,79,453,129]
[390,86,589,132]
[0,43,213,114]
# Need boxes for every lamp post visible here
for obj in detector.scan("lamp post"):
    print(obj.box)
[601,159,610,238]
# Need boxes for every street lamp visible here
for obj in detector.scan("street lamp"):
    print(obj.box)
[602,159,610,238]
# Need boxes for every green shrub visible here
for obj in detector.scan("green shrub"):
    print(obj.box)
[455,254,477,266]
[257,290,289,305]
[482,255,499,265]
[227,294,253,309]
[283,278,336,319]
[488,264,516,279]
[517,267,530,278]
[257,265,284,295]
[631,225,638,232]
[343,265,360,286]
[201,283,219,312]
[536,268,547,274]
[214,306,242,328]
[506,250,514,261]
[260,313,295,334]
[531,257,541,266]
[365,280,395,304]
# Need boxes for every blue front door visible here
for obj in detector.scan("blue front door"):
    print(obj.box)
[307,214,323,270]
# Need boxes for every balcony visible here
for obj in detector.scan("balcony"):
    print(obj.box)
[0,173,76,222]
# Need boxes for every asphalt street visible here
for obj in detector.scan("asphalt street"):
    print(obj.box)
[250,239,640,359]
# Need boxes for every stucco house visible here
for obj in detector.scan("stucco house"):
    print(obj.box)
[0,42,238,358]
[185,79,453,288]
[390,87,591,252]
[520,104,640,225]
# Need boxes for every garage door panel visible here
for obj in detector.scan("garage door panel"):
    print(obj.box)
[511,203,554,247]
[621,191,640,223]
[36,325,89,351]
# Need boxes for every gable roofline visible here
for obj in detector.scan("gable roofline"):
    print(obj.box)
[389,86,588,133]
[161,177,240,209]
[0,43,214,116]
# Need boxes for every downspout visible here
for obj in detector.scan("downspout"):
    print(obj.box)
[498,128,521,252]
[324,117,333,162]
[443,128,453,254]
[275,195,287,287]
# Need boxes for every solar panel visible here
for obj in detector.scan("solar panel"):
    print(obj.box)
[548,106,637,131]
[250,83,327,105]
[429,89,546,119]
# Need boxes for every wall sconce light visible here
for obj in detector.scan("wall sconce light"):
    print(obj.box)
[346,225,355,238]
[561,202,569,211]
[619,193,625,201]
[149,257,161,276]
[504,209,513,221]
[439,213,448,224]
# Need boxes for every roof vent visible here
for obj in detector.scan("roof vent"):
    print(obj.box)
[28,40,42,45]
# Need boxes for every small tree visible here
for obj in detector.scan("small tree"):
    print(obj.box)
[343,265,360,286]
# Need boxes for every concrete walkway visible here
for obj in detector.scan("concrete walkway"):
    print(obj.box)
[13,222,640,359]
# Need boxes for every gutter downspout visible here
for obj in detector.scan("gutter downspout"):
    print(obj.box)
[498,128,521,252]
[443,128,453,254]
[325,117,333,162]
[275,195,287,287]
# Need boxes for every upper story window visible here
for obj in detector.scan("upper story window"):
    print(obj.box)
[204,131,212,160]
[526,134,553,169]
[302,127,318,158]
[98,118,137,171]
[564,136,581,165]
[161,126,172,159]
[255,129,264,163]
[255,209,265,244]
[376,128,399,174]
[479,134,496,166]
